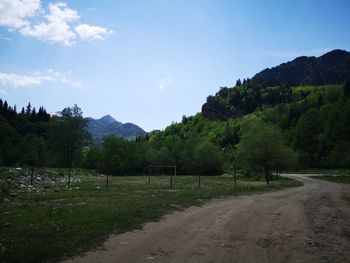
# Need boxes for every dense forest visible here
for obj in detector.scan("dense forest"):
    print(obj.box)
[1,50,349,178]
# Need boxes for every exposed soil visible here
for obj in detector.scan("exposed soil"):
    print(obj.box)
[63,174,350,263]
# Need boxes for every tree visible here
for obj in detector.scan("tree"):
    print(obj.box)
[101,136,129,175]
[236,118,297,186]
[83,147,102,170]
[192,141,223,175]
[51,105,90,188]
[26,102,31,115]
[343,79,350,99]
[22,135,47,185]
[293,108,321,167]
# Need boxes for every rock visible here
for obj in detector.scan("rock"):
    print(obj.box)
[74,187,80,190]
[96,186,101,189]
[9,193,18,197]
[286,233,293,237]
[3,211,10,215]
[4,222,11,227]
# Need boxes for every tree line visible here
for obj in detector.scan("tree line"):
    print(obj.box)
[1,79,349,186]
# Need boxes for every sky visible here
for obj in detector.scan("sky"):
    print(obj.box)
[0,0,350,131]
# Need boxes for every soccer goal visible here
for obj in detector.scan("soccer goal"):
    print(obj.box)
[146,165,177,188]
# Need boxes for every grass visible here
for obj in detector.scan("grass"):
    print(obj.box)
[297,168,350,176]
[0,168,302,263]
[295,168,350,184]
[311,175,350,184]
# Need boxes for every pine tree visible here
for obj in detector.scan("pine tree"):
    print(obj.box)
[31,107,37,121]
[3,100,8,111]
[26,102,31,115]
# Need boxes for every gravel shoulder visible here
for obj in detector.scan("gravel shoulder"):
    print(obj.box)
[63,174,350,263]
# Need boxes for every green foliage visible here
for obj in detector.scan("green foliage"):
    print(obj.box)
[236,118,297,185]
[1,51,350,174]
[0,101,50,167]
[50,105,91,169]
[101,136,129,175]
[192,141,223,175]
[293,108,321,167]
[82,147,102,169]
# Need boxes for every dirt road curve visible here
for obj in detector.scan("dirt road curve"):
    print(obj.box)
[64,174,350,263]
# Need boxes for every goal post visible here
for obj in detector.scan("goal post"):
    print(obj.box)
[147,165,177,188]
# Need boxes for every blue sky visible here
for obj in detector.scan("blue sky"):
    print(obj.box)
[0,0,349,131]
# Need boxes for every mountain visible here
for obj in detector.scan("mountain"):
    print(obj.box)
[202,49,350,120]
[86,115,146,143]
[253,49,350,86]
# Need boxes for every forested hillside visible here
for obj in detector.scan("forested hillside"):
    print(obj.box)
[254,49,350,86]
[0,101,51,167]
[1,50,349,177]
[83,51,350,176]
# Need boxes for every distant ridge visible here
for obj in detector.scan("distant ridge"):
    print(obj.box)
[86,115,146,143]
[253,49,350,86]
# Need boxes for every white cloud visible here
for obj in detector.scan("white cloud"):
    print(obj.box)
[159,78,173,91]
[0,70,83,89]
[0,0,40,29]
[75,24,112,41]
[0,0,112,46]
[0,72,49,87]
[0,33,12,41]
[21,2,79,46]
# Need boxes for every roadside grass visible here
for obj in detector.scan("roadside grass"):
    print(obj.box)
[297,168,350,176]
[311,175,350,184]
[295,168,350,184]
[1,169,301,263]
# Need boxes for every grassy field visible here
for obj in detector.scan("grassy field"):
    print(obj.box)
[1,168,302,263]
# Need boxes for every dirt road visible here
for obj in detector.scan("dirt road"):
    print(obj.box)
[64,174,350,263]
